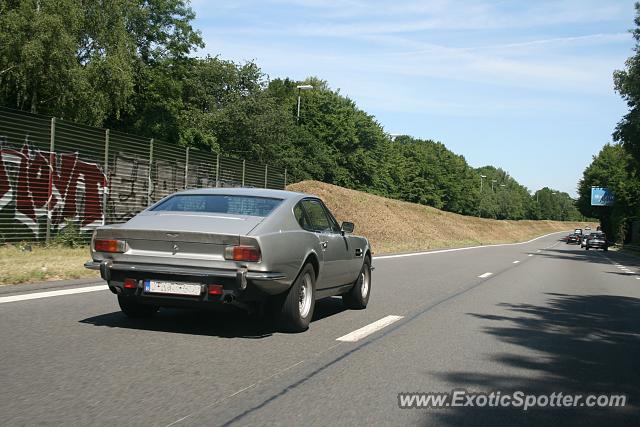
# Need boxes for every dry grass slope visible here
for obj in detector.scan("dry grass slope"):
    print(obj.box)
[288,180,596,254]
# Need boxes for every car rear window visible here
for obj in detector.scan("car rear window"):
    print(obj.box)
[151,195,283,217]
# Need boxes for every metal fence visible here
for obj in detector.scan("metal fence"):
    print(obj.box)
[0,107,287,243]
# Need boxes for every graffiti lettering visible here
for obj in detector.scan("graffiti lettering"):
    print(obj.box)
[0,144,106,238]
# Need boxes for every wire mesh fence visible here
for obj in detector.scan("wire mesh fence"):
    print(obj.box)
[0,106,287,243]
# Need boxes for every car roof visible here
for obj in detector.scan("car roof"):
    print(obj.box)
[174,187,307,200]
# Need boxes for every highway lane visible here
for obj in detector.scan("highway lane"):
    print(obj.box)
[1,232,639,426]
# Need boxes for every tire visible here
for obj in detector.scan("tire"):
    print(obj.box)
[276,263,316,332]
[585,246,590,251]
[117,296,159,318]
[604,247,608,252]
[343,258,371,310]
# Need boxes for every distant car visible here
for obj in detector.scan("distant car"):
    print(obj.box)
[85,188,372,332]
[585,232,608,251]
[574,228,583,235]
[585,226,591,231]
[580,235,589,248]
[566,233,581,244]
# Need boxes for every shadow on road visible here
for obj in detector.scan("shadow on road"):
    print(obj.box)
[429,293,640,426]
[79,296,347,339]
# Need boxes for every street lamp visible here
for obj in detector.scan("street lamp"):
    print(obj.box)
[296,84,313,123]
[491,179,497,191]
[480,175,486,192]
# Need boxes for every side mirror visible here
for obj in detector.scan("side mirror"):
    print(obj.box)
[341,221,355,234]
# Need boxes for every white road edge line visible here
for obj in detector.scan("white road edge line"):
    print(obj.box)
[0,285,108,304]
[336,315,403,342]
[3,231,565,305]
[374,231,566,260]
[478,272,493,278]
[513,260,520,264]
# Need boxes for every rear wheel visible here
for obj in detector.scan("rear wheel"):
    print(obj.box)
[276,263,316,332]
[117,296,159,318]
[585,245,590,251]
[343,258,371,310]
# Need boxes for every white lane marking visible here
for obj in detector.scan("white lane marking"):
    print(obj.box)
[528,254,534,257]
[374,231,567,260]
[1,231,567,304]
[536,250,542,253]
[513,260,520,264]
[336,315,403,342]
[0,285,108,304]
[478,272,493,278]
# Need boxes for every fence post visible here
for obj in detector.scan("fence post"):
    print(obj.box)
[184,147,190,189]
[264,165,268,188]
[215,154,220,187]
[101,129,109,225]
[45,117,56,243]
[284,168,287,188]
[242,160,245,187]
[148,138,153,206]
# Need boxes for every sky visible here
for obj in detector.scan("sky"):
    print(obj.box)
[190,0,637,196]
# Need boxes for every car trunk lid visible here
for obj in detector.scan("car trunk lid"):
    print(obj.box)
[94,212,263,264]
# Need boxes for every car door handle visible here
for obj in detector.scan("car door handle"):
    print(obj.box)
[321,241,328,249]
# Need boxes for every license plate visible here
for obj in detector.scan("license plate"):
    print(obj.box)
[144,280,203,296]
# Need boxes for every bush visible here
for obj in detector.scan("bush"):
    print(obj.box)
[51,221,87,248]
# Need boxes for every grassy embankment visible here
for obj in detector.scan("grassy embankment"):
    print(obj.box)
[1,180,596,285]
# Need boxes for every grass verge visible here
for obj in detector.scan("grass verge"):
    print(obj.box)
[0,244,97,286]
[287,180,598,254]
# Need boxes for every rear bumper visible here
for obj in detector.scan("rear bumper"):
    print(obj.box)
[587,242,608,249]
[84,260,289,297]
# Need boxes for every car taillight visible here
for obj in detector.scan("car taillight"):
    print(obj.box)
[224,245,261,262]
[94,239,127,253]
[123,278,137,289]
[208,284,223,295]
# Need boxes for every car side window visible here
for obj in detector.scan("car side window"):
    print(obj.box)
[294,203,311,230]
[319,202,341,233]
[301,199,332,232]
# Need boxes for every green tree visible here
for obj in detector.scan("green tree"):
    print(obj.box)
[577,144,637,241]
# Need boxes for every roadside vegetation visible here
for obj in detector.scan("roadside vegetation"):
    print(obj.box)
[0,0,584,222]
[1,180,594,285]
[290,181,593,254]
[577,4,640,243]
[0,244,97,285]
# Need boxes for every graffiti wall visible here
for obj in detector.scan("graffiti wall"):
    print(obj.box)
[0,143,106,241]
[0,107,285,243]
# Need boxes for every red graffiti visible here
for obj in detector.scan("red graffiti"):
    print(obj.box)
[0,145,106,231]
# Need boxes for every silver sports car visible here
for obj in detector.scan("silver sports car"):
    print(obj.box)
[85,188,372,332]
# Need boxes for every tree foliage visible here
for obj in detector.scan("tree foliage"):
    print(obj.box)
[0,1,581,222]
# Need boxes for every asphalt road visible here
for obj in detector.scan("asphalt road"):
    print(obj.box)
[1,232,639,426]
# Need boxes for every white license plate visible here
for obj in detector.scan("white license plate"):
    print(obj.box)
[144,280,203,296]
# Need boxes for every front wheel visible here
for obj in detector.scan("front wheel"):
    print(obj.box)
[117,296,159,318]
[343,258,371,310]
[276,263,316,332]
[585,246,590,251]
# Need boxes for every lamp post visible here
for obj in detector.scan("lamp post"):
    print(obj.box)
[296,84,313,123]
[480,175,486,192]
[491,179,497,191]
